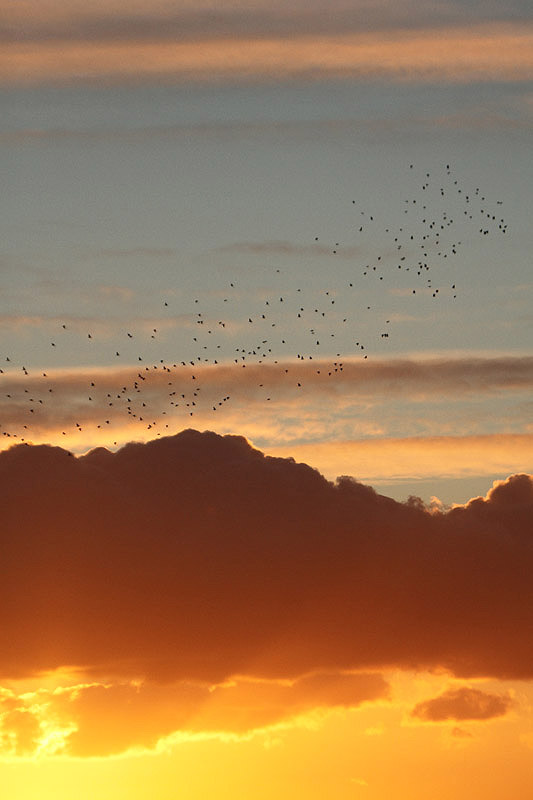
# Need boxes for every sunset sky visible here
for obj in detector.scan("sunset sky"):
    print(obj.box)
[2,1,533,798]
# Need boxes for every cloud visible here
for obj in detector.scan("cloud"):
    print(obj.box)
[5,354,533,402]
[0,671,388,758]
[412,687,513,722]
[2,354,533,422]
[3,109,531,148]
[2,23,533,86]
[1,431,533,691]
[3,2,532,46]
[0,707,42,756]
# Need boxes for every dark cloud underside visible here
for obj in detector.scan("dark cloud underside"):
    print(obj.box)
[1,430,533,682]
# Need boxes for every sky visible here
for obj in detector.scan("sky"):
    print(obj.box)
[2,1,533,798]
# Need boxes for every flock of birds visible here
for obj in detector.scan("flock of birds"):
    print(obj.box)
[1,163,508,445]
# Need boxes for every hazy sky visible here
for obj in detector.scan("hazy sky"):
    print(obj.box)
[2,2,533,797]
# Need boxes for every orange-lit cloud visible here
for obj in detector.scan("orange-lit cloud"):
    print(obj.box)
[0,671,388,758]
[0,707,42,757]
[1,431,533,689]
[2,354,533,430]
[3,354,532,405]
[2,24,533,86]
[412,687,513,722]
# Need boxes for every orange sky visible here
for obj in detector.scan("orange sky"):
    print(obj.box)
[2,669,533,798]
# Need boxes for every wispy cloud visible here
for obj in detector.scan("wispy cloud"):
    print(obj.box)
[3,2,532,45]
[3,354,533,398]
[2,24,533,86]
[3,111,532,147]
[0,313,184,337]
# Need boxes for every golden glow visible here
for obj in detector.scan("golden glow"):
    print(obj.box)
[1,672,532,800]
[267,433,533,484]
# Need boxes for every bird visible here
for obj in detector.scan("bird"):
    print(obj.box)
[0,161,509,443]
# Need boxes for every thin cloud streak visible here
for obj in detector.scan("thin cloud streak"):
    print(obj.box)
[0,313,196,337]
[3,1,532,45]
[3,24,533,86]
[2,354,533,399]
[3,111,532,147]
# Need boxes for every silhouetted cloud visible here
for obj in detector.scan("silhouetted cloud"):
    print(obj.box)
[1,431,533,687]
[412,686,513,721]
